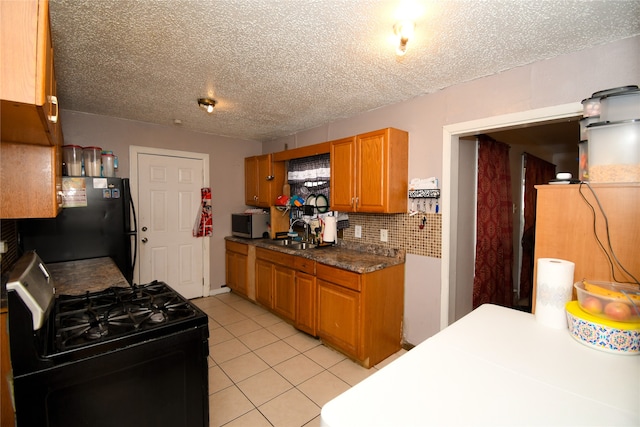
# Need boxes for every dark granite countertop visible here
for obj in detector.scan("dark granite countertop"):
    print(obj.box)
[226,236,405,274]
[47,257,129,295]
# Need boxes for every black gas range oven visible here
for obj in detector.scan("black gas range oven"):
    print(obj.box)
[6,251,209,427]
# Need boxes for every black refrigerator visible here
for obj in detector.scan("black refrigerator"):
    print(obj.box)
[18,177,137,284]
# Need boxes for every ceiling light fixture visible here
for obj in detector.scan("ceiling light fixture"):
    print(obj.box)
[394,21,415,56]
[197,97,217,113]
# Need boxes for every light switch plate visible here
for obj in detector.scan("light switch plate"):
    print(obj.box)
[380,229,388,242]
[355,225,362,238]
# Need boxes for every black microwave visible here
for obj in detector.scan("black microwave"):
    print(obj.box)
[231,213,270,239]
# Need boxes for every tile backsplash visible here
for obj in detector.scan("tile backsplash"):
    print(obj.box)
[341,213,442,258]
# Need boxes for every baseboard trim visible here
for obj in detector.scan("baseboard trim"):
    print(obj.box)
[210,287,231,296]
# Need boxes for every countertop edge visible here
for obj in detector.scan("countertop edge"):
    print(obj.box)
[225,236,405,273]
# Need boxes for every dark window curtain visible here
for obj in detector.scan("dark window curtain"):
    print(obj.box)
[473,135,513,308]
[519,153,556,306]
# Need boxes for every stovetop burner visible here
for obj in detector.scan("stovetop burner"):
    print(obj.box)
[54,281,200,352]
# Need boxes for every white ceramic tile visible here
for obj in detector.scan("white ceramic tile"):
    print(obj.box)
[328,358,376,386]
[253,311,285,328]
[254,340,301,367]
[297,370,350,407]
[283,332,322,353]
[267,321,299,339]
[208,365,233,394]
[209,325,235,346]
[236,368,293,406]
[258,388,320,427]
[274,354,324,386]
[219,352,270,383]
[222,409,273,427]
[303,345,346,369]
[225,318,264,337]
[210,338,251,364]
[237,328,280,351]
[209,385,254,427]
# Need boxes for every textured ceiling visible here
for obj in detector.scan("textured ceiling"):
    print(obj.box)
[49,0,640,142]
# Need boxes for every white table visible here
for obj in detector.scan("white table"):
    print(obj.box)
[321,304,640,426]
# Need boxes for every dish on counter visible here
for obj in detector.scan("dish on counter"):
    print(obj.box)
[565,301,640,355]
[305,194,317,207]
[575,280,640,324]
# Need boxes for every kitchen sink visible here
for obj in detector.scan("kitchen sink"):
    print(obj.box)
[270,240,313,250]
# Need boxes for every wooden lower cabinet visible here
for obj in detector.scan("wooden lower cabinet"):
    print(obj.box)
[272,264,296,321]
[295,271,316,336]
[255,248,295,322]
[225,241,249,298]
[227,243,405,367]
[316,262,404,368]
[255,258,274,307]
[317,278,361,357]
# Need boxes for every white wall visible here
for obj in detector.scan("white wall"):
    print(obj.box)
[59,111,263,292]
[264,35,640,344]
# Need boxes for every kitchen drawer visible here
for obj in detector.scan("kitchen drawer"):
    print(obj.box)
[226,240,248,255]
[317,263,361,292]
[294,256,316,275]
[256,247,293,267]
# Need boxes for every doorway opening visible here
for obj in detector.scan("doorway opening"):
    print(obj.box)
[441,102,583,330]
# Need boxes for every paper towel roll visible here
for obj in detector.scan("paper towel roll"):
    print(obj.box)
[535,258,575,329]
[323,216,337,243]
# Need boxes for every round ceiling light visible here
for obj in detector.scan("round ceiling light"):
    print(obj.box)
[197,97,217,113]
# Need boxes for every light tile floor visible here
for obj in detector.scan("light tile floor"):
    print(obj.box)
[192,291,407,427]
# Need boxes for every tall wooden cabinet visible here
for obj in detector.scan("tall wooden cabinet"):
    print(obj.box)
[244,154,285,208]
[330,128,408,213]
[532,184,640,311]
[1,0,63,218]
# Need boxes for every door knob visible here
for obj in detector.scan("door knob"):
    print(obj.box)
[141,237,148,243]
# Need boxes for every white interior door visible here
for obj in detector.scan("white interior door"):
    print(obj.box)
[136,152,206,298]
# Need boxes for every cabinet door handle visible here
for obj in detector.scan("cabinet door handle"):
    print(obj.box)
[57,190,64,207]
[355,197,359,208]
[48,95,59,123]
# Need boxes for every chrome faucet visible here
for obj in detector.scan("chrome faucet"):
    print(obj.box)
[289,218,310,242]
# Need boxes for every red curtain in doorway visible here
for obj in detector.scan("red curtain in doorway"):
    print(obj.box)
[473,136,513,308]
[519,153,556,305]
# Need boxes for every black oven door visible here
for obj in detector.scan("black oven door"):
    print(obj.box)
[12,326,209,427]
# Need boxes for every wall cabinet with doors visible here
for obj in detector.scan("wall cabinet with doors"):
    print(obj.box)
[330,128,408,213]
[1,0,63,219]
[316,262,404,368]
[244,154,285,208]
[532,184,640,312]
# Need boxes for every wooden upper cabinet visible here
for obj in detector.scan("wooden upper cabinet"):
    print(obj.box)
[1,0,61,146]
[244,154,284,208]
[0,0,63,218]
[330,128,408,213]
